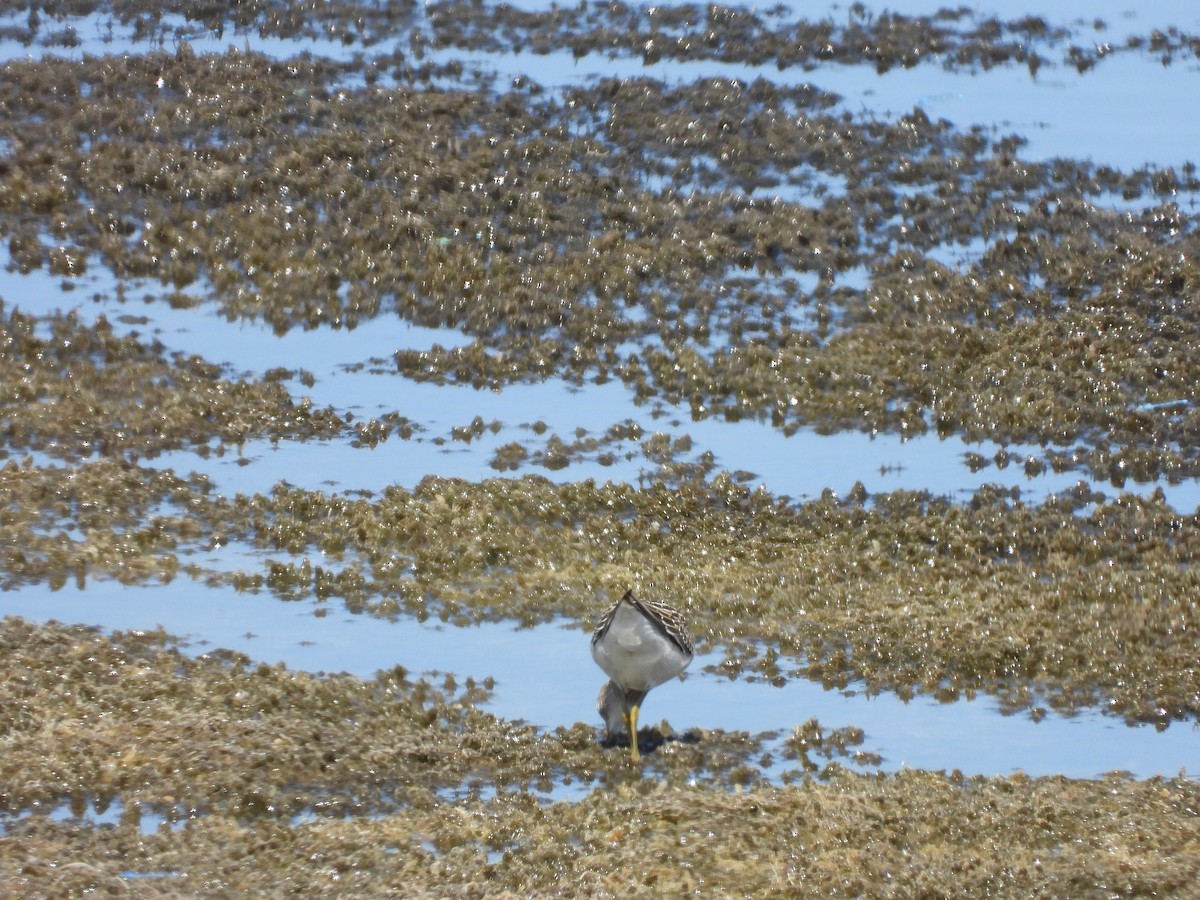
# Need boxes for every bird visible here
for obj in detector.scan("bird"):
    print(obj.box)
[591,589,694,760]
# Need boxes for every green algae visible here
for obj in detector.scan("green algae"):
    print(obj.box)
[2,619,1198,897]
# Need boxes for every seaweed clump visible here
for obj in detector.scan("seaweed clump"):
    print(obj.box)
[0,303,343,462]
[2,46,1200,478]
[2,618,1198,897]
[4,461,1200,725]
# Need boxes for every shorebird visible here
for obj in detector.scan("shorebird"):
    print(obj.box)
[591,589,694,760]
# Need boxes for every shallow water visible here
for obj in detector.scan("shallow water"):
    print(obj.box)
[9,267,1200,509]
[3,0,1199,794]
[4,579,1196,782]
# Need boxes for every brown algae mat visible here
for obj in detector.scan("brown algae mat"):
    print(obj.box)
[3,0,1200,894]
[3,456,1199,726]
[2,34,1200,482]
[2,618,1199,897]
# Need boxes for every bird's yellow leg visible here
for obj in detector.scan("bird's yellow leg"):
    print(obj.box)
[626,704,641,761]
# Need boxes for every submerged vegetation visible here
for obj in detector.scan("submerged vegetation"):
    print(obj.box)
[2,18,1199,480]
[1,0,1199,894]
[2,619,1199,895]
[3,458,1199,725]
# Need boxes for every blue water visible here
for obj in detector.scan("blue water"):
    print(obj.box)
[4,579,1195,780]
[3,0,1198,784]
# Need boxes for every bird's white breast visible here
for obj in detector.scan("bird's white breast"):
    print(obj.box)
[592,601,691,692]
